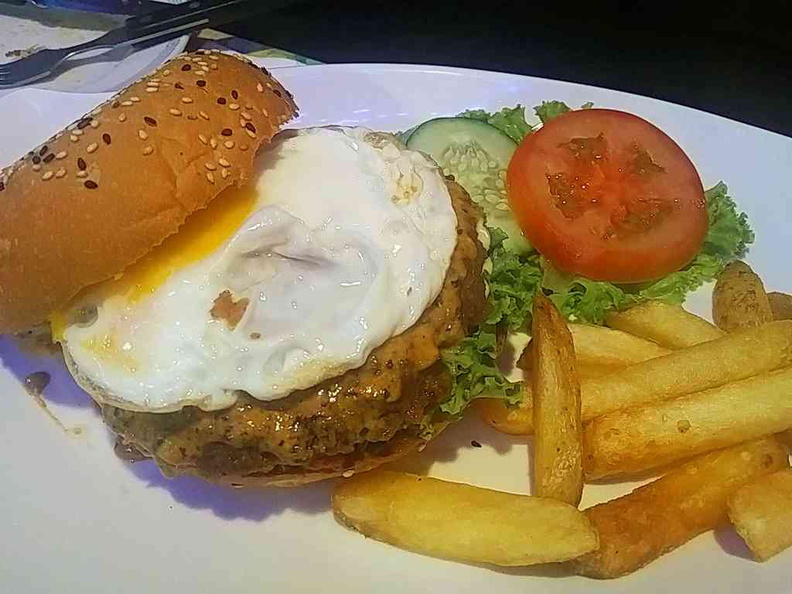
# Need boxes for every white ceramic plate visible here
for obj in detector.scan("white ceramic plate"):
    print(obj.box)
[1,62,791,594]
[0,4,188,93]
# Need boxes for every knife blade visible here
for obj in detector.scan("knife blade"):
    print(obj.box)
[0,0,168,15]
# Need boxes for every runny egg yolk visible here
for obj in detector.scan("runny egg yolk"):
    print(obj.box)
[50,183,257,342]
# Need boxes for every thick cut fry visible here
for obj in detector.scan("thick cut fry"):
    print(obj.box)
[532,294,583,506]
[332,471,598,566]
[728,469,792,561]
[605,300,725,348]
[481,321,792,436]
[568,324,670,367]
[574,438,789,579]
[580,320,792,421]
[583,368,792,480]
[713,261,773,331]
[476,394,533,435]
[769,292,792,321]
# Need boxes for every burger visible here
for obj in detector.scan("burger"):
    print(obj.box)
[0,52,487,487]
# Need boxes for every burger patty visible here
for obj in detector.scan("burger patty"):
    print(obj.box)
[103,180,487,483]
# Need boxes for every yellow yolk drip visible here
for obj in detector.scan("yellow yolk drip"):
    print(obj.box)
[50,183,258,343]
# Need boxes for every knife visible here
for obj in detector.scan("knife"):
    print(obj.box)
[0,0,167,15]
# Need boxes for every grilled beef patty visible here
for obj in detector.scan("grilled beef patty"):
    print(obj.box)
[103,180,486,483]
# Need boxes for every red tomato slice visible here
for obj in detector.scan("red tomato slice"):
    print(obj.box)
[507,109,707,283]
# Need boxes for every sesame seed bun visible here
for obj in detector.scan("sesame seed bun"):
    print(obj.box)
[0,51,297,333]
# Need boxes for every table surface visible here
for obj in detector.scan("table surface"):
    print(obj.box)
[220,0,792,137]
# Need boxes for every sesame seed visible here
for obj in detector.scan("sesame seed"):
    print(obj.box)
[86,143,98,154]
[221,168,229,179]
[55,151,67,160]
[198,134,208,145]
[245,122,257,134]
[121,100,133,107]
[182,64,191,71]
[142,146,154,156]
[217,97,226,105]
[205,162,217,171]
[181,97,193,104]
[144,116,157,127]
[169,108,182,116]
[72,129,83,136]
[70,135,79,143]
[199,111,209,120]
[209,55,219,61]
[209,138,217,149]
[175,82,184,90]
[194,70,205,76]
[91,107,102,116]
[240,145,249,152]
[241,112,253,121]
[262,108,268,116]
[239,118,247,128]
[245,128,256,138]
[231,90,239,100]
[229,103,240,111]
[187,114,198,121]
[55,168,66,179]
[138,129,149,140]
[32,155,41,164]
[103,133,112,145]
[146,87,158,93]
[224,140,235,149]
[118,113,127,122]
[84,180,98,189]
[89,120,100,130]
[197,79,207,88]
[210,64,218,70]
[43,154,55,163]
[32,164,42,171]
[42,171,54,180]
[111,101,120,108]
[206,172,215,184]
[147,81,159,87]
[77,119,90,130]
[256,83,264,93]
[221,128,232,136]
[273,89,282,98]
[342,470,354,478]
[131,96,141,103]
[163,69,171,76]
[197,61,208,66]
[77,171,88,178]
[77,158,86,170]
[218,158,230,167]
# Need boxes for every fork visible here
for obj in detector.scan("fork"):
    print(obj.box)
[0,0,275,88]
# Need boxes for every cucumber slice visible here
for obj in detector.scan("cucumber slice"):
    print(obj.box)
[406,117,531,254]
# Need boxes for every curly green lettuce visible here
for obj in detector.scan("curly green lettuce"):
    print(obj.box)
[438,101,754,414]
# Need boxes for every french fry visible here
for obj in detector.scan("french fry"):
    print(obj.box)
[332,471,599,566]
[768,291,792,321]
[480,320,792,436]
[713,261,774,331]
[532,294,583,506]
[605,300,725,349]
[728,469,792,561]
[476,394,534,435]
[583,367,792,480]
[580,320,792,421]
[574,437,789,579]
[568,323,671,367]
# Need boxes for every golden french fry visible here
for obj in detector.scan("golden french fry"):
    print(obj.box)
[481,321,792,437]
[568,323,670,367]
[583,367,792,480]
[580,320,792,421]
[605,300,725,349]
[532,294,583,506]
[713,261,773,331]
[728,469,792,561]
[476,394,533,435]
[574,437,789,579]
[332,471,599,566]
[768,292,792,321]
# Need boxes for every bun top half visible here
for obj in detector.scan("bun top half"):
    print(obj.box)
[0,51,297,333]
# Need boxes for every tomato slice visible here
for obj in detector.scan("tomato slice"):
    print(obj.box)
[507,109,707,283]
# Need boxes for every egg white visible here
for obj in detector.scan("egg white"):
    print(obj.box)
[60,127,458,412]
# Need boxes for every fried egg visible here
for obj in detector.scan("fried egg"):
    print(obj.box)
[57,127,458,412]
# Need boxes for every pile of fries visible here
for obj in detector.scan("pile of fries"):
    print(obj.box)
[332,261,792,578]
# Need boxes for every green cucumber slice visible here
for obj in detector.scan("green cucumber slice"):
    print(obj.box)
[406,117,531,254]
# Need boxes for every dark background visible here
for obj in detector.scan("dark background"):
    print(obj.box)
[222,0,792,136]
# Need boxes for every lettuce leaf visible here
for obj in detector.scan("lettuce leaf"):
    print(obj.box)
[534,100,571,124]
[460,105,532,143]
